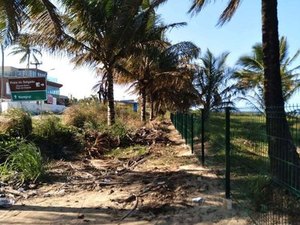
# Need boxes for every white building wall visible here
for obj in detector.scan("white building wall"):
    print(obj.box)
[0,102,66,114]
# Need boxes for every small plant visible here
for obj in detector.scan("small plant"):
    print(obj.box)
[0,108,32,138]
[246,175,272,212]
[32,115,83,159]
[0,140,44,183]
[106,145,147,158]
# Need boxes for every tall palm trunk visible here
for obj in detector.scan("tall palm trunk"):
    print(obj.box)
[140,86,146,122]
[262,0,300,187]
[107,70,115,126]
[149,94,154,120]
[1,44,4,101]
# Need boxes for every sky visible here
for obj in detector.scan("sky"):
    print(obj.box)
[3,0,300,103]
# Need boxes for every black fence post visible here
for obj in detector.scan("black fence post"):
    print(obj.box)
[184,114,188,145]
[225,107,231,199]
[201,109,205,166]
[191,114,194,154]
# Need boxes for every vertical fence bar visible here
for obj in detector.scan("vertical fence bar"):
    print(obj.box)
[191,114,194,154]
[225,107,231,199]
[201,109,205,166]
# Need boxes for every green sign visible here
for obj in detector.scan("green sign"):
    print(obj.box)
[11,91,47,101]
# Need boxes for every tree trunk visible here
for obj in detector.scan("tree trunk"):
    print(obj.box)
[149,95,154,121]
[140,86,146,122]
[262,0,300,188]
[107,71,115,126]
[1,44,4,101]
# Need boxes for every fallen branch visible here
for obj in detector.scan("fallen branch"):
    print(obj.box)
[119,195,138,222]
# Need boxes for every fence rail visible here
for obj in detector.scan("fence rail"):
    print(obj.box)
[171,106,300,224]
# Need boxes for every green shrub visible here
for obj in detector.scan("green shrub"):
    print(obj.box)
[0,108,32,138]
[63,101,141,130]
[32,115,83,159]
[63,101,106,129]
[0,140,44,183]
[0,135,21,163]
[246,175,272,212]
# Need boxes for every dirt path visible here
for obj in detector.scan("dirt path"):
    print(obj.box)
[0,121,249,224]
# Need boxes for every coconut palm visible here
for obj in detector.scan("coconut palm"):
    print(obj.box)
[194,49,235,120]
[189,0,300,186]
[9,36,42,69]
[0,0,63,46]
[54,0,164,126]
[234,37,300,112]
[116,34,199,121]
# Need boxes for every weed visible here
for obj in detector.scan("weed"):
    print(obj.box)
[0,108,32,138]
[0,140,44,183]
[106,145,147,158]
[63,101,106,128]
[32,115,83,159]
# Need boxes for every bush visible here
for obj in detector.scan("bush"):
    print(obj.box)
[32,115,83,159]
[247,175,272,212]
[63,100,142,130]
[0,140,44,183]
[0,108,32,138]
[63,101,107,129]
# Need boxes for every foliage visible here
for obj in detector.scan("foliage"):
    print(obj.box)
[32,0,167,125]
[246,175,272,212]
[0,140,44,183]
[115,17,200,120]
[0,108,32,138]
[234,37,300,112]
[106,145,147,159]
[63,101,107,129]
[9,34,42,68]
[0,0,63,47]
[33,115,82,159]
[193,49,235,120]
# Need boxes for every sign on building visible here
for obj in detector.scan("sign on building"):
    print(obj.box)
[8,77,47,101]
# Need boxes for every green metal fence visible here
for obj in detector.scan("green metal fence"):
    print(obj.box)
[171,106,300,224]
[171,112,202,161]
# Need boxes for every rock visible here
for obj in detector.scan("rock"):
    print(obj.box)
[0,198,15,208]
[56,189,65,196]
[78,214,84,219]
[192,197,205,204]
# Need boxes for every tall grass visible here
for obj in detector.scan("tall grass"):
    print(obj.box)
[32,115,83,159]
[0,140,44,183]
[63,100,141,130]
[63,101,106,129]
[0,108,32,138]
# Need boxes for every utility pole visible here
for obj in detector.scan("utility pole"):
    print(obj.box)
[30,61,42,77]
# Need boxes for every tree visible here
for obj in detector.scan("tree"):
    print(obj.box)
[56,0,164,126]
[0,0,63,46]
[189,0,300,187]
[9,36,42,69]
[194,49,235,120]
[116,35,199,121]
[234,37,300,112]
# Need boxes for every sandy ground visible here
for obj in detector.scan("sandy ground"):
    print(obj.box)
[0,121,249,225]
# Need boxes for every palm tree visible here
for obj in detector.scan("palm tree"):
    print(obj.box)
[9,36,42,69]
[194,49,235,120]
[55,0,164,126]
[189,0,300,187]
[116,36,199,121]
[234,37,300,112]
[150,64,199,116]
[0,0,63,46]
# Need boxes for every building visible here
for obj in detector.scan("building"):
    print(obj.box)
[0,66,68,104]
[0,66,68,113]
